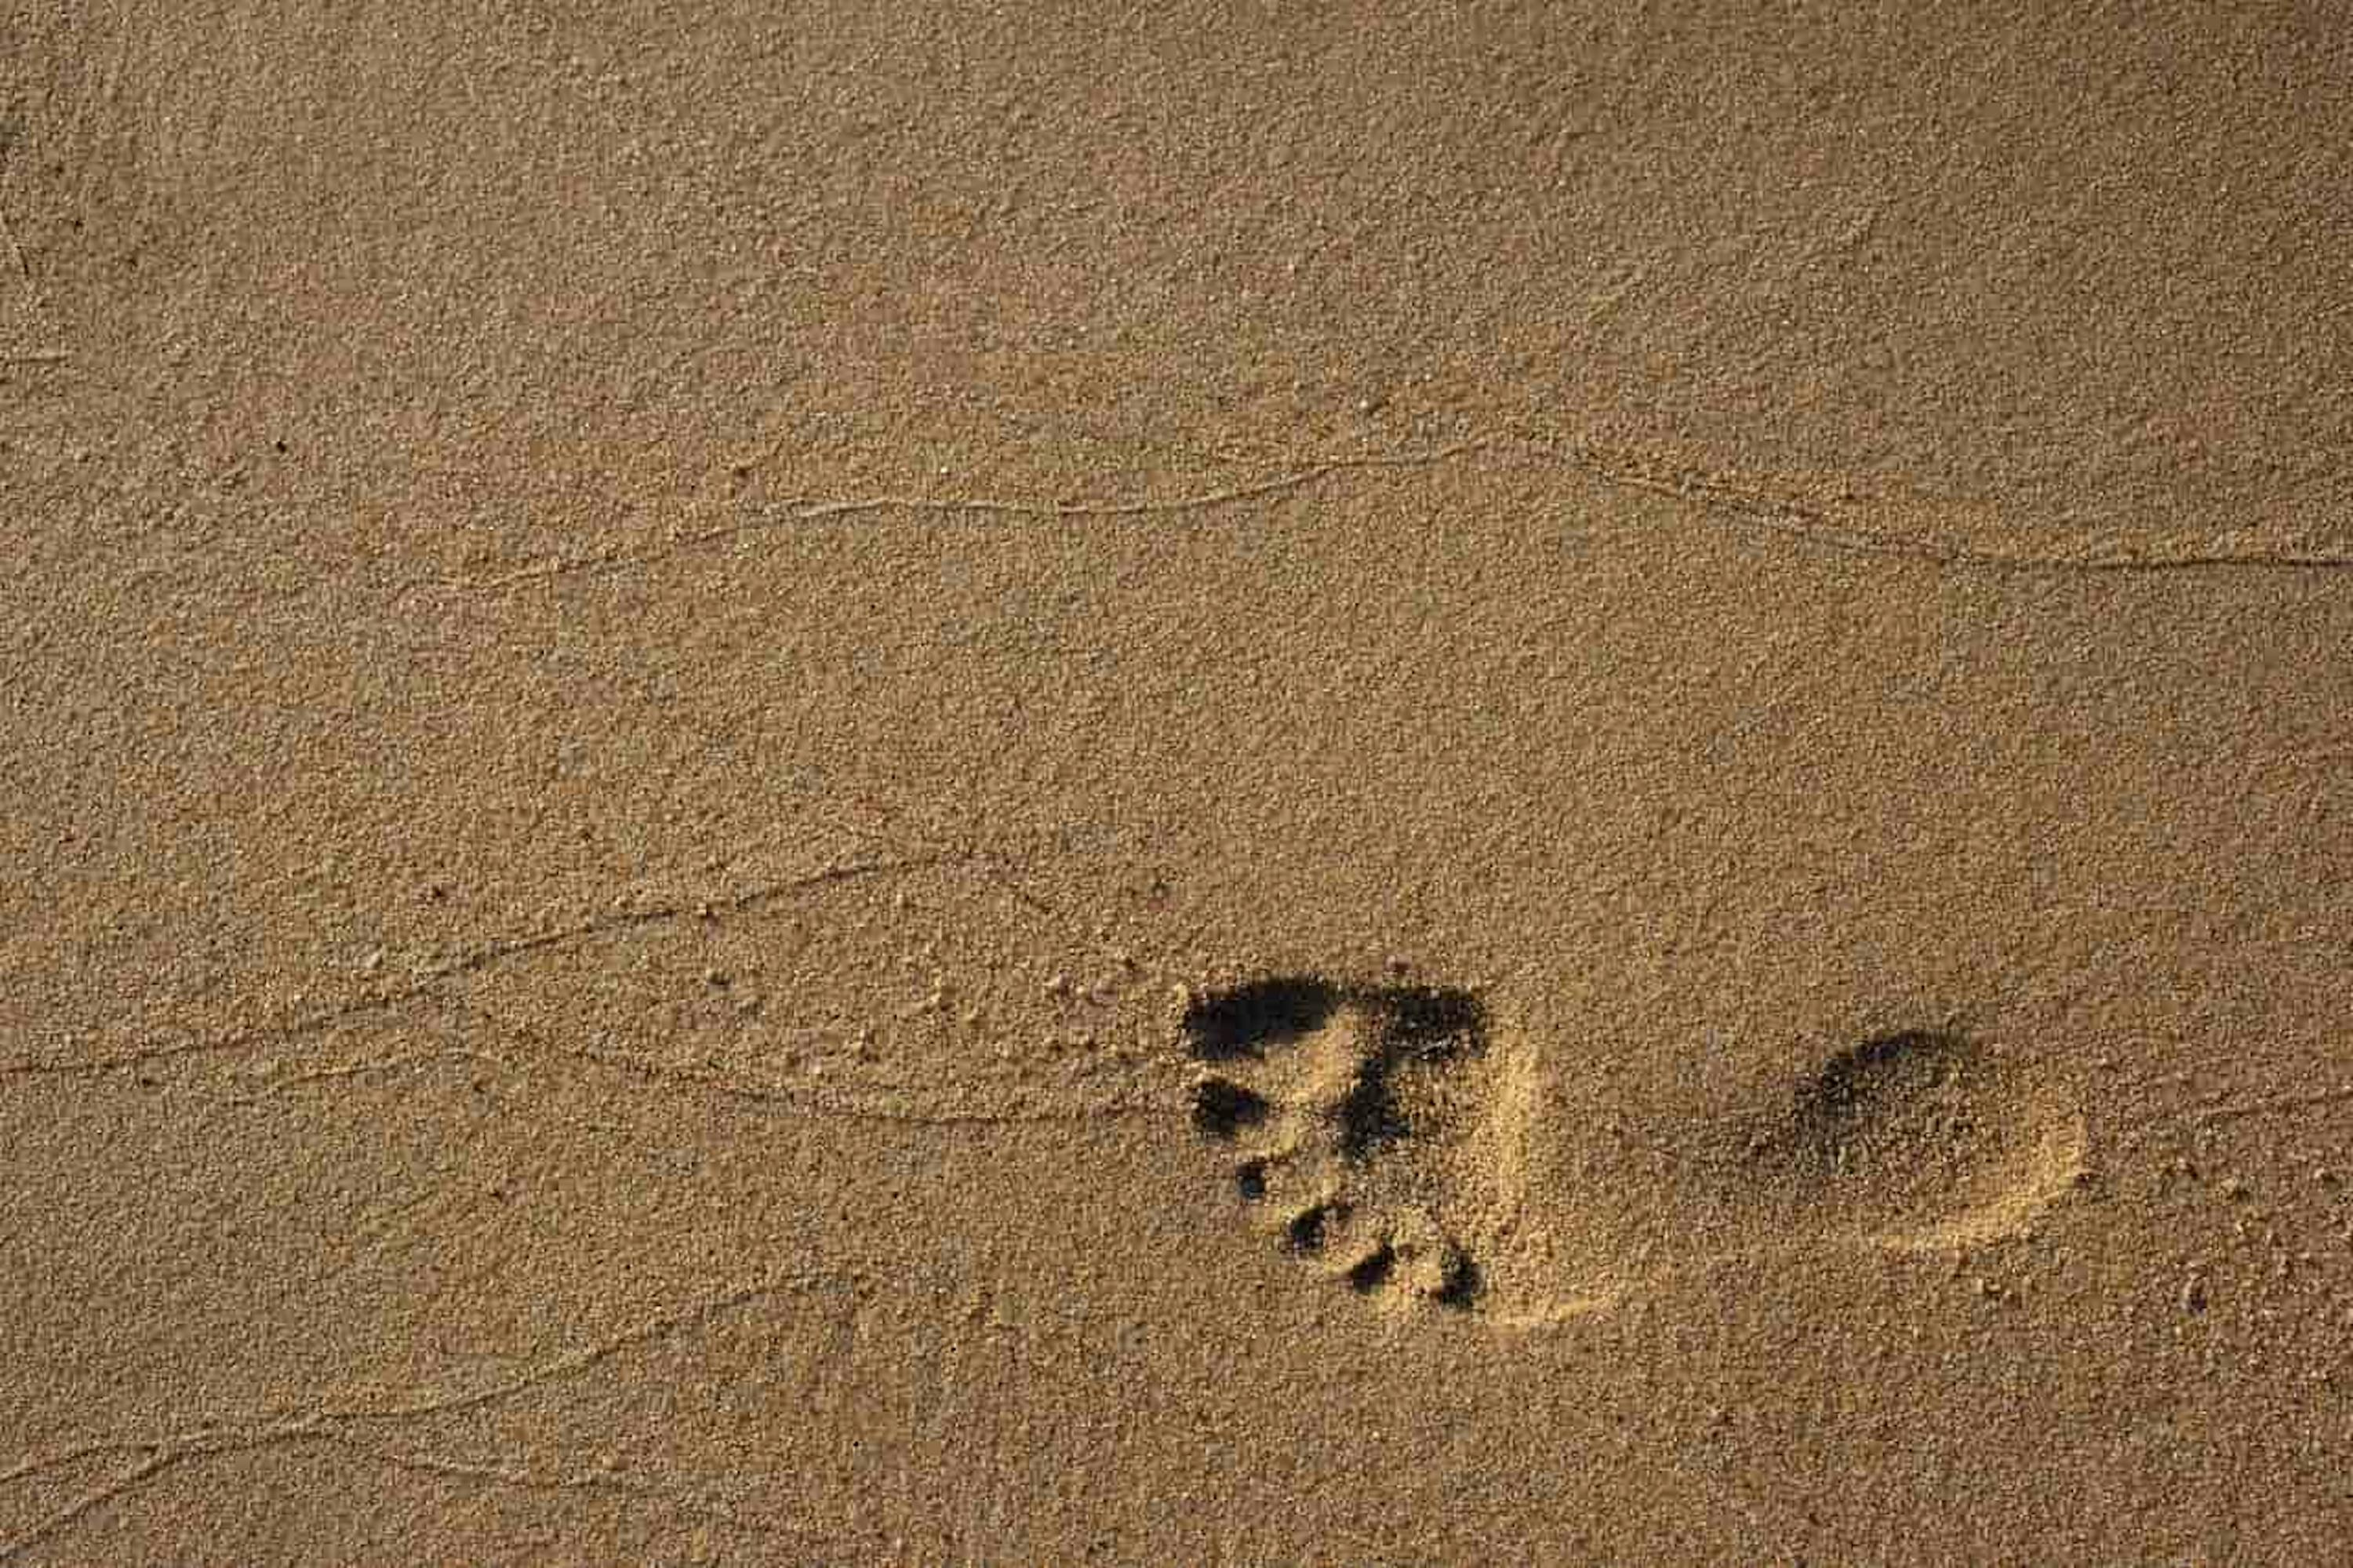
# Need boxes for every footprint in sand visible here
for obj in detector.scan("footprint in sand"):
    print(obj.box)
[1181,975,2086,1324]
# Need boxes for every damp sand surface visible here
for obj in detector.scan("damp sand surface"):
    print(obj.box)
[5,5,2353,1562]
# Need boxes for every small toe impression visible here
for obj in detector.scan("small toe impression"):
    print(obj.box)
[1344,1242,1399,1294]
[1192,1077,1271,1140]
[1425,1250,1480,1311]
[1387,1211,1479,1309]
[1286,1202,1342,1255]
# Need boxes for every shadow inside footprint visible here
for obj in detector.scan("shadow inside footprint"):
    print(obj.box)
[1182,973,1494,1313]
[1737,1025,2079,1251]
[1180,977,1341,1061]
[1333,1058,1413,1162]
[1333,987,1489,1162]
[1380,986,1484,1060]
[1344,1243,1398,1293]
[1192,1077,1271,1140]
[1785,1029,1977,1181]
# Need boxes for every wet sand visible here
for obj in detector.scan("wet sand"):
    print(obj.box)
[5,4,2351,1561]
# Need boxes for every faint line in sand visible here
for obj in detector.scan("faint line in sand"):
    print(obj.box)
[438,996,1173,1130]
[0,150,71,366]
[2,803,1175,1126]
[2145,1083,2353,1131]
[1514,431,2353,575]
[188,948,1177,1133]
[244,1004,1173,1130]
[404,429,2353,602]
[0,1268,853,1560]
[0,850,973,1084]
[396,442,1492,598]
[0,163,31,284]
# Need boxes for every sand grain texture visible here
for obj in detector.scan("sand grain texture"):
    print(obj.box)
[5,3,2352,1563]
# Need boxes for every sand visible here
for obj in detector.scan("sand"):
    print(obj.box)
[5,2,2351,1562]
